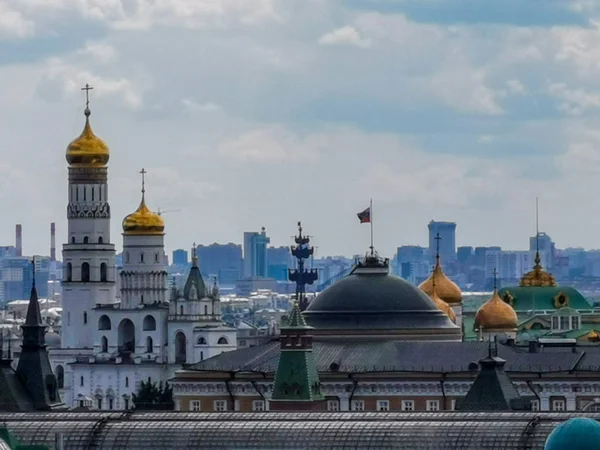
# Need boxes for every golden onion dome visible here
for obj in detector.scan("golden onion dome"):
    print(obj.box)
[428,284,456,323]
[475,289,518,331]
[419,256,462,305]
[66,107,109,167]
[122,191,164,236]
[519,251,557,287]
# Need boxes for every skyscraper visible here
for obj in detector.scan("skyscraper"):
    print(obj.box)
[428,221,457,262]
[243,228,270,278]
[172,249,189,266]
[196,243,242,283]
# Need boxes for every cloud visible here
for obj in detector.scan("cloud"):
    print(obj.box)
[547,82,600,115]
[318,26,371,48]
[0,4,34,38]
[218,127,319,163]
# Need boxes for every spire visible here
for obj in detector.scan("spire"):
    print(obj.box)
[493,267,498,292]
[286,302,309,329]
[534,197,541,269]
[191,242,198,267]
[81,83,93,117]
[24,259,43,331]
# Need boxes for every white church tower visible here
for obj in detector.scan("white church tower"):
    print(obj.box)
[61,85,117,350]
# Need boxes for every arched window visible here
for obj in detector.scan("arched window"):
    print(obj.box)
[179,305,184,315]
[204,305,208,315]
[118,319,136,354]
[217,337,229,345]
[66,263,72,282]
[101,336,108,353]
[141,294,144,304]
[55,365,64,389]
[125,377,129,388]
[197,337,207,345]
[146,336,153,353]
[175,332,187,363]
[83,236,89,244]
[143,315,156,331]
[83,312,88,324]
[71,236,75,244]
[98,236,103,244]
[155,253,159,263]
[98,315,111,330]
[91,187,95,201]
[140,253,144,263]
[80,376,84,387]
[100,263,108,282]
[200,351,204,361]
[81,262,90,282]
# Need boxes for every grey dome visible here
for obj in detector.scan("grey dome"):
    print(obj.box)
[304,257,458,333]
[45,330,61,348]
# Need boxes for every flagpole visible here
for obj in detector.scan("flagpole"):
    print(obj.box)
[370,198,374,255]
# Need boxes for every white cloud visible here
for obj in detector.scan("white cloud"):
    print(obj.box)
[318,26,371,48]
[181,99,222,113]
[0,3,34,38]
[77,42,119,64]
[547,82,600,115]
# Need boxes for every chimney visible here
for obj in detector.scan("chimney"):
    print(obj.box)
[50,223,56,261]
[15,224,22,257]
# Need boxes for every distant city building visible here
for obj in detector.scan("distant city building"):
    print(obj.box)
[428,221,457,262]
[172,249,188,266]
[267,246,292,282]
[529,232,555,270]
[457,246,474,264]
[0,246,17,258]
[196,243,242,284]
[485,251,532,286]
[243,228,270,278]
[0,257,49,302]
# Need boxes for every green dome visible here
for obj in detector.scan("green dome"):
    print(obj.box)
[545,418,600,450]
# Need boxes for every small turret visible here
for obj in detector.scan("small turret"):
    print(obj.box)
[288,222,318,311]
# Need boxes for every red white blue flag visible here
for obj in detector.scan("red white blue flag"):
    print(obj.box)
[357,207,371,224]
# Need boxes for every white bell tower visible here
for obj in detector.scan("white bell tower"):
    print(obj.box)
[61,85,117,349]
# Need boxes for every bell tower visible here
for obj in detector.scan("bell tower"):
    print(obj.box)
[61,84,117,349]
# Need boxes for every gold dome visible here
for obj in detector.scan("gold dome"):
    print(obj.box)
[122,193,164,236]
[419,256,462,305]
[519,251,556,287]
[428,285,456,323]
[475,289,518,331]
[66,108,109,167]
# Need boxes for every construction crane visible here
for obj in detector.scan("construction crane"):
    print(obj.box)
[156,208,181,217]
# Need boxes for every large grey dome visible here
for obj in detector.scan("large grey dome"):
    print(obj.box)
[304,257,459,338]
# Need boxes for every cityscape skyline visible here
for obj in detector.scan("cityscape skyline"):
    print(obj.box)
[5,2,600,257]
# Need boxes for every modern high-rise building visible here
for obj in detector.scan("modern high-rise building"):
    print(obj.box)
[172,249,189,266]
[0,257,49,302]
[428,221,457,261]
[196,243,242,283]
[243,228,270,278]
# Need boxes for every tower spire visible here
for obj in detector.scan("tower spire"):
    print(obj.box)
[81,83,93,117]
[493,267,498,292]
[534,197,541,268]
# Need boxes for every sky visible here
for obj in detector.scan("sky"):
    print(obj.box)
[3,0,600,258]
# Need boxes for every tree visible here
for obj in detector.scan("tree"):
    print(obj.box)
[132,380,174,411]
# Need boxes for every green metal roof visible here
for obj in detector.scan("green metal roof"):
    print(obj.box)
[498,286,590,312]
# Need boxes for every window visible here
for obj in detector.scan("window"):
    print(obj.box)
[143,315,156,331]
[101,336,108,353]
[377,400,390,411]
[217,337,229,345]
[180,305,184,315]
[155,253,159,263]
[91,187,94,201]
[125,252,130,264]
[141,294,144,304]
[55,365,64,389]
[125,377,129,388]
[140,253,144,263]
[83,236,89,244]
[98,236,103,244]
[109,398,114,410]
[252,400,265,411]
[81,262,90,282]
[560,316,570,330]
[98,315,111,330]
[531,399,540,411]
[327,400,340,411]
[351,400,364,411]
[190,400,201,412]
[197,337,207,345]
[553,399,566,411]
[200,351,204,361]
[572,316,581,329]
[204,305,208,315]
[124,398,130,410]
[146,336,153,353]
[401,400,414,411]
[426,400,440,411]
[83,312,88,324]
[552,316,559,329]
[67,312,71,326]
[80,376,84,387]
[99,187,102,201]
[214,400,227,411]
[66,263,72,282]
[83,188,86,201]
[97,398,102,410]
[71,236,75,244]
[100,263,107,282]
[239,339,247,347]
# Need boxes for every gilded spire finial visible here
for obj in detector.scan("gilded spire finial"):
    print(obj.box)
[139,168,147,197]
[81,83,94,117]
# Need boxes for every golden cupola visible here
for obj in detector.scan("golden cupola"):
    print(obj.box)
[475,276,518,332]
[419,254,462,305]
[122,169,164,236]
[66,105,110,168]
[519,251,556,287]
[428,276,456,323]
